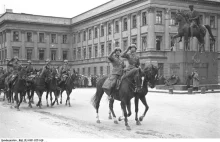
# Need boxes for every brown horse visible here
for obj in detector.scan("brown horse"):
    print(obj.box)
[172,11,215,52]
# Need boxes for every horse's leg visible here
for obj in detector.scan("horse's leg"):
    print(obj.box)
[120,102,130,130]
[52,91,58,106]
[126,100,132,117]
[50,91,53,107]
[27,91,32,108]
[56,90,59,105]
[109,99,118,124]
[36,91,41,108]
[31,90,34,104]
[108,109,112,119]
[134,96,141,125]
[46,91,49,107]
[139,96,149,122]
[23,93,27,103]
[17,92,24,111]
[60,90,63,104]
[66,90,72,107]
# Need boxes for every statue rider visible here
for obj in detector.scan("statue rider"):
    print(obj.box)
[58,60,71,85]
[102,47,125,99]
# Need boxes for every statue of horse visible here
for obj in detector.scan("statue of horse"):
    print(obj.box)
[91,68,148,130]
[172,11,215,52]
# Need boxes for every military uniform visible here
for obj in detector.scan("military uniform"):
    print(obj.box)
[41,59,51,77]
[59,60,71,84]
[26,61,34,76]
[121,52,140,72]
[7,57,22,85]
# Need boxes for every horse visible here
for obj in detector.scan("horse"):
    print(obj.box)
[33,68,50,108]
[91,68,144,130]
[58,71,79,107]
[10,67,28,110]
[172,11,215,52]
[0,72,11,101]
[46,67,60,107]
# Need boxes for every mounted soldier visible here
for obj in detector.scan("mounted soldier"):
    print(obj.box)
[58,60,71,85]
[102,47,125,99]
[41,59,51,75]
[26,60,34,76]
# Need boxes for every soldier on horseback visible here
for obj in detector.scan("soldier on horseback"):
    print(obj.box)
[41,59,51,75]
[26,60,34,76]
[187,5,201,38]
[102,47,125,99]
[58,60,71,85]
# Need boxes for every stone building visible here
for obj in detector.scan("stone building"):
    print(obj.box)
[0,0,220,81]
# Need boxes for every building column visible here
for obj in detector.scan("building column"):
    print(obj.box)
[137,11,141,52]
[33,31,38,60]
[85,29,88,59]
[119,17,122,50]
[217,14,220,52]
[147,7,155,50]
[45,32,50,60]
[57,33,62,61]
[91,28,94,58]
[205,13,210,51]
[127,14,131,46]
[97,26,100,57]
[165,8,170,51]
[6,29,12,59]
[111,20,114,49]
[104,22,107,56]
[21,30,26,60]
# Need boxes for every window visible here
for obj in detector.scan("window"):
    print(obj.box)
[210,37,216,52]
[13,49,19,58]
[39,49,45,60]
[123,18,127,31]
[83,47,86,59]
[156,36,162,51]
[77,68,80,74]
[101,25,104,37]
[62,35,67,44]
[26,49,32,60]
[82,68,85,75]
[73,34,76,43]
[158,63,164,77]
[83,31,86,41]
[142,36,147,51]
[89,29,92,40]
[88,67,91,76]
[0,51,1,60]
[115,40,119,47]
[94,67,97,75]
[170,12,176,25]
[63,50,68,60]
[101,44,104,57]
[51,50,56,61]
[94,27,98,38]
[108,42,112,54]
[156,11,162,24]
[89,46,92,58]
[2,50,4,60]
[142,12,147,26]
[27,32,32,42]
[108,23,112,35]
[39,33,44,43]
[51,34,56,43]
[115,21,119,33]
[77,47,81,59]
[107,66,110,75]
[73,48,76,60]
[199,15,203,25]
[123,39,128,51]
[78,32,81,43]
[132,15,137,28]
[132,37,137,45]
[100,66,103,75]
[94,45,98,58]
[13,31,19,41]
[210,16,215,28]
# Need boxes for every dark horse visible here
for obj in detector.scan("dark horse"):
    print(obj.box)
[91,67,153,130]
[0,72,10,101]
[172,11,215,52]
[58,71,79,107]
[10,67,27,111]
[46,67,60,107]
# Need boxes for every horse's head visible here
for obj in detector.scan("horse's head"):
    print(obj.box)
[142,64,159,88]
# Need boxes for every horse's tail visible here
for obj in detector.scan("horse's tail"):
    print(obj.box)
[204,25,215,42]
[91,76,107,109]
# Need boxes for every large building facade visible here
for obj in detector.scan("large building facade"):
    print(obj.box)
[0,0,220,81]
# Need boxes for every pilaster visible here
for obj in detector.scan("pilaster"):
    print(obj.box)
[147,7,155,50]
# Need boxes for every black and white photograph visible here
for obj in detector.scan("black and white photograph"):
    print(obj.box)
[0,0,220,140]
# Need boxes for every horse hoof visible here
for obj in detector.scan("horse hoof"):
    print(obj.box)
[127,113,132,117]
[96,120,101,123]
[17,108,20,111]
[29,105,32,108]
[47,104,49,107]
[136,121,141,125]
[126,126,131,130]
[108,116,112,120]
[69,104,71,107]
[114,120,118,124]
[60,102,62,104]
[139,116,144,121]
[118,117,123,121]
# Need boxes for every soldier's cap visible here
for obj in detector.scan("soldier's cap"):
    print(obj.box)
[27,60,32,63]
[14,56,19,60]
[130,44,137,49]
[115,47,122,52]
[64,60,68,63]
[189,5,194,8]
[45,59,51,62]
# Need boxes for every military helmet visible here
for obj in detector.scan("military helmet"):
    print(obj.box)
[130,44,137,49]
[115,47,122,52]
[14,56,19,61]
[27,60,32,63]
[64,60,68,63]
[45,59,50,62]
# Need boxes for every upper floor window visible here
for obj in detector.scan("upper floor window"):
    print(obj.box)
[63,50,68,60]
[156,36,162,50]
[115,40,119,47]
[132,37,137,45]
[73,34,76,43]
[62,35,67,44]
[94,45,98,58]
[123,18,128,31]
[108,42,112,55]
[100,66,103,75]
[89,46,92,58]
[156,11,162,24]
[210,16,215,28]
[83,31,86,41]
[101,25,104,37]
[27,32,32,42]
[39,49,45,60]
[108,23,112,35]
[101,44,105,57]
[83,47,86,59]
[51,50,56,61]
[51,34,56,43]
[89,29,92,40]
[73,48,76,60]
[94,27,98,38]
[123,39,128,51]
[142,36,147,51]
[78,32,81,43]
[77,47,81,59]
[39,33,44,43]
[115,21,119,33]
[26,49,32,60]
[132,15,137,28]
[142,12,147,26]
[170,12,177,25]
[13,31,19,41]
